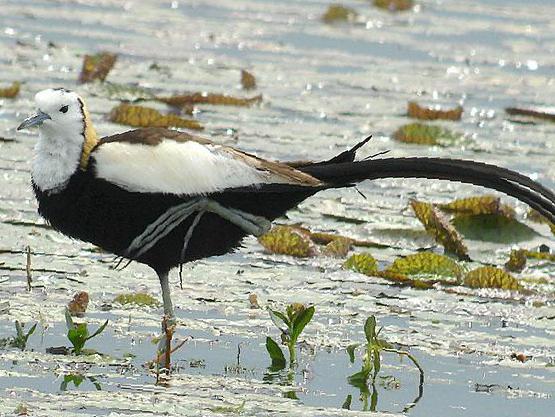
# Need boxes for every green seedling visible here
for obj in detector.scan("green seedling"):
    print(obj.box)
[266,303,315,369]
[1,321,38,350]
[60,373,102,391]
[347,316,424,411]
[64,308,108,355]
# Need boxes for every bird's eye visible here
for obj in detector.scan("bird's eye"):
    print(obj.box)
[59,105,69,113]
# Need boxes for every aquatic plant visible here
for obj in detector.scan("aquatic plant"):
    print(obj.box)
[463,266,521,291]
[258,225,317,257]
[373,0,413,12]
[322,5,358,23]
[407,101,463,121]
[343,253,378,275]
[64,308,108,355]
[114,292,160,307]
[109,103,203,130]
[266,303,315,368]
[0,81,20,98]
[394,122,461,146]
[60,373,102,391]
[79,52,117,83]
[0,321,37,350]
[384,252,463,279]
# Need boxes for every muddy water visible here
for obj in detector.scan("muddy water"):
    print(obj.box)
[0,0,554,416]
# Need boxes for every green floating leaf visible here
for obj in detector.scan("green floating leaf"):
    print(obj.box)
[411,200,469,260]
[265,337,286,369]
[385,252,463,279]
[114,292,160,307]
[109,103,203,130]
[464,266,522,291]
[258,225,317,257]
[438,195,515,218]
[322,5,358,23]
[343,253,378,276]
[394,123,462,146]
[452,214,537,243]
[505,249,527,272]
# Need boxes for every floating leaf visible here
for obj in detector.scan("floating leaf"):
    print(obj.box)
[505,249,527,272]
[394,123,462,146]
[67,291,89,317]
[322,5,358,23]
[86,81,156,102]
[505,106,555,123]
[464,266,521,291]
[322,237,352,257]
[344,253,379,276]
[258,225,317,257]
[78,52,117,83]
[527,209,555,235]
[157,92,262,107]
[373,0,414,12]
[376,270,434,289]
[438,195,515,218]
[114,292,160,307]
[109,103,203,130]
[240,70,256,90]
[0,81,20,98]
[385,252,463,279]
[410,200,469,260]
[451,214,537,243]
[407,101,463,121]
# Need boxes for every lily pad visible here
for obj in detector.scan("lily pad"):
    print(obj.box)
[109,103,203,130]
[343,253,378,276]
[407,101,463,121]
[410,199,470,260]
[463,266,522,291]
[113,292,160,307]
[394,123,462,146]
[384,252,463,279]
[156,92,262,107]
[322,5,358,23]
[79,52,117,83]
[373,0,414,12]
[438,195,515,218]
[258,225,317,257]
[451,214,537,243]
[0,81,20,98]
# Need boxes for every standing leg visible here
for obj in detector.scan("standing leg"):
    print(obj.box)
[157,270,175,379]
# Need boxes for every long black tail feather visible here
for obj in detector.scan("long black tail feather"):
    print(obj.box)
[299,157,555,224]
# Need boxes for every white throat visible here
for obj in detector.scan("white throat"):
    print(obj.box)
[32,128,83,192]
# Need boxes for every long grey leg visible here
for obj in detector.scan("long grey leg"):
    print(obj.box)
[158,270,175,324]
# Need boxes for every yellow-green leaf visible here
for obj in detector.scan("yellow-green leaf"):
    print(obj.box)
[394,123,462,146]
[322,5,358,23]
[109,103,203,130]
[79,52,117,83]
[438,195,515,218]
[258,225,317,257]
[464,266,521,291]
[343,253,378,275]
[385,252,463,279]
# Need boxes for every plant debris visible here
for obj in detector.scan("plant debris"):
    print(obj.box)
[156,92,262,107]
[505,106,555,123]
[78,52,117,83]
[373,0,414,12]
[240,70,256,90]
[67,291,89,317]
[0,81,20,98]
[463,266,522,291]
[393,123,462,146]
[322,237,352,257]
[322,5,358,23]
[109,103,203,130]
[407,101,463,121]
[258,225,317,257]
[410,199,470,260]
[114,292,160,307]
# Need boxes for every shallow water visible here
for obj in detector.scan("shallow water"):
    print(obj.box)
[1,0,554,416]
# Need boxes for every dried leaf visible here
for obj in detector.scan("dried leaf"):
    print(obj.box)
[343,253,378,276]
[67,291,89,317]
[258,225,317,257]
[0,81,20,98]
[407,101,463,121]
[322,237,352,257]
[373,0,414,12]
[156,92,262,107]
[322,5,358,23]
[505,249,527,272]
[109,103,203,130]
[463,266,522,291]
[438,195,515,218]
[410,199,470,260]
[394,123,462,146]
[240,70,256,90]
[79,52,117,83]
[384,252,463,279]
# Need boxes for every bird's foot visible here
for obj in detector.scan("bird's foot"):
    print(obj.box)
[155,315,176,384]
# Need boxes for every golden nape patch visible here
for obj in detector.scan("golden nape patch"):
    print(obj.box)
[79,102,98,170]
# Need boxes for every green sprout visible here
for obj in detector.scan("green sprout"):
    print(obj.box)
[347,316,424,411]
[266,303,315,369]
[60,373,102,391]
[0,321,38,350]
[64,308,108,355]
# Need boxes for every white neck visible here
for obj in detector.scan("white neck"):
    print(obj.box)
[32,128,83,192]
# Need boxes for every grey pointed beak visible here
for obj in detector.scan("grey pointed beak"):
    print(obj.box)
[17,110,51,131]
